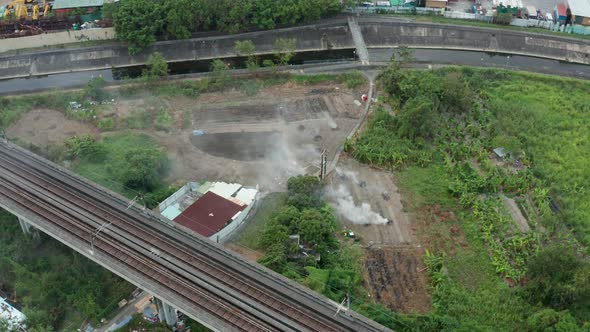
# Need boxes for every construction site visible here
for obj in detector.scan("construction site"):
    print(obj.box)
[0,0,109,38]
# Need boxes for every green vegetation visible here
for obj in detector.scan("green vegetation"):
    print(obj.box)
[273,38,297,67]
[255,176,364,304]
[346,58,590,329]
[0,210,135,330]
[111,0,341,53]
[83,76,110,101]
[235,40,259,70]
[66,132,170,197]
[142,52,169,80]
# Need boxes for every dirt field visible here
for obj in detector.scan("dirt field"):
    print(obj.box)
[6,109,99,146]
[7,82,363,192]
[325,156,412,245]
[363,246,431,314]
[323,156,431,313]
[156,83,363,191]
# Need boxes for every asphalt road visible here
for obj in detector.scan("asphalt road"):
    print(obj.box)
[0,49,588,95]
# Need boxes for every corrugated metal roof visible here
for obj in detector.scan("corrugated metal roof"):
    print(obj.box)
[569,0,590,17]
[235,187,257,205]
[161,205,182,220]
[53,0,104,9]
[209,182,241,200]
[174,191,246,237]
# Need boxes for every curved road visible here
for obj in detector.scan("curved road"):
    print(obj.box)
[0,48,588,95]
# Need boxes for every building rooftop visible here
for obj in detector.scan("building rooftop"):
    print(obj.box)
[53,0,104,10]
[173,191,246,237]
[569,0,590,17]
[0,297,26,330]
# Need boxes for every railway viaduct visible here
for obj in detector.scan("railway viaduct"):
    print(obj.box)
[0,139,393,331]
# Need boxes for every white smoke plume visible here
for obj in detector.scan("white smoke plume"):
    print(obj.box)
[327,184,388,225]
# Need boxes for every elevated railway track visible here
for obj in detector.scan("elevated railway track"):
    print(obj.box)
[0,140,391,332]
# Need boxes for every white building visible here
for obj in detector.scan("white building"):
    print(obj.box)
[159,182,258,243]
[0,297,26,332]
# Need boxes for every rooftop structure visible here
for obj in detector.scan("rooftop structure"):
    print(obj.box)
[159,182,258,242]
[52,0,104,10]
[174,191,246,237]
[0,297,26,332]
[567,0,590,25]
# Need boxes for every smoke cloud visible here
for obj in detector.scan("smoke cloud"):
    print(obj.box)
[327,184,388,225]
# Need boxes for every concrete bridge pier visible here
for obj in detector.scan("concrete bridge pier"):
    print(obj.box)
[155,297,178,326]
[18,216,39,239]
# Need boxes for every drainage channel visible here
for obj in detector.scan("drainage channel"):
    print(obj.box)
[1,48,589,95]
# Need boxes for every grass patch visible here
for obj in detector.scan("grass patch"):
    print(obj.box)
[234,192,287,249]
[291,73,340,85]
[71,132,168,197]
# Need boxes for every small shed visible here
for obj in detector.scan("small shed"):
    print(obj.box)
[493,147,509,159]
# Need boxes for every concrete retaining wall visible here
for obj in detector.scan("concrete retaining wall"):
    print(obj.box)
[0,28,116,54]
[0,18,588,80]
[360,20,590,64]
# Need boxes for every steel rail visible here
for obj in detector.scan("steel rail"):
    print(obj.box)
[0,148,333,331]
[0,165,270,331]
[0,140,392,332]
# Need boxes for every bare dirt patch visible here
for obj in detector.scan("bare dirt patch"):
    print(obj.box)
[224,243,264,262]
[6,109,99,147]
[363,246,431,314]
[325,156,412,245]
[149,83,363,191]
[323,156,432,313]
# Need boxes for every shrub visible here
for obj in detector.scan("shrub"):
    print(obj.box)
[154,110,173,132]
[98,118,115,131]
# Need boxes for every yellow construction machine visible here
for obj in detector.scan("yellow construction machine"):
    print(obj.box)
[31,4,39,19]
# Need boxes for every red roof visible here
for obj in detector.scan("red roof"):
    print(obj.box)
[173,191,246,237]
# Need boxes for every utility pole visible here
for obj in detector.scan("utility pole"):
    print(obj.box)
[320,149,327,181]
[90,221,112,255]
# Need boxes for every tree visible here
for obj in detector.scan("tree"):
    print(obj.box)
[397,95,435,140]
[274,206,301,233]
[273,38,297,66]
[287,175,321,209]
[120,148,165,191]
[216,0,253,33]
[113,0,164,54]
[297,209,334,245]
[235,40,258,70]
[142,52,169,80]
[164,0,196,39]
[524,245,590,311]
[526,309,581,332]
[259,220,289,250]
[258,243,288,272]
[83,76,108,101]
